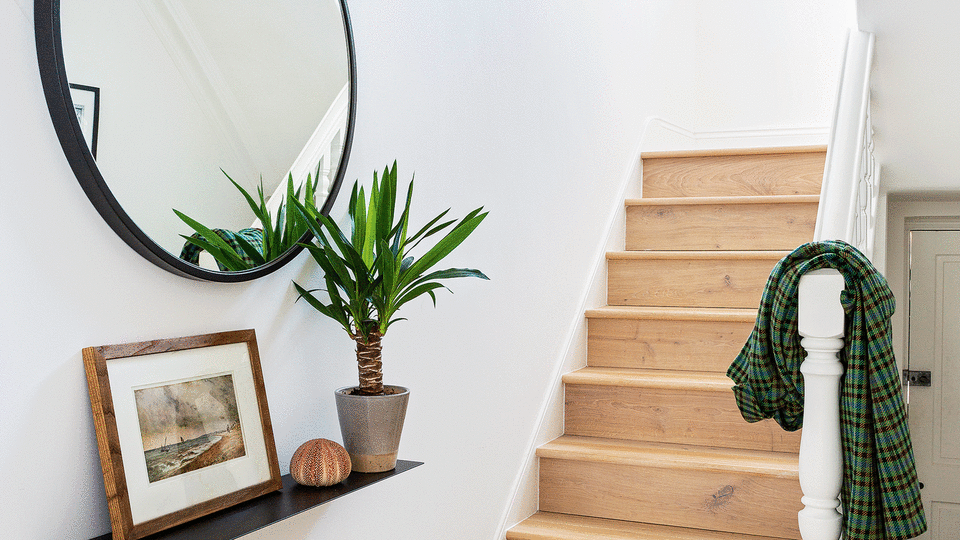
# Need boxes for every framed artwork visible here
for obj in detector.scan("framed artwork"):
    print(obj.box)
[82,330,282,540]
[68,83,99,157]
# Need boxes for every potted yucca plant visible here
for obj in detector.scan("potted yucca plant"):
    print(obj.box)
[292,161,487,472]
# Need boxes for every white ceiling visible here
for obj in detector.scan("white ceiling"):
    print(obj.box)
[859,0,960,193]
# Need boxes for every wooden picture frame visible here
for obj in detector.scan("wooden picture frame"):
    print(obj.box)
[82,330,282,540]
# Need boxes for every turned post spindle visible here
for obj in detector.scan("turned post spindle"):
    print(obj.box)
[797,269,845,540]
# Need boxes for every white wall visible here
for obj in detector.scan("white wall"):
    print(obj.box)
[690,0,851,132]
[642,0,853,151]
[0,1,846,539]
[859,0,960,194]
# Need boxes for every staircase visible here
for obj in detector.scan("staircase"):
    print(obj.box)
[507,147,827,540]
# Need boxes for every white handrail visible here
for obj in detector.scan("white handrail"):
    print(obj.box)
[254,82,350,227]
[797,29,877,540]
[815,30,877,258]
[196,85,349,270]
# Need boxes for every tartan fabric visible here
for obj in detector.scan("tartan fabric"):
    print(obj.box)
[728,240,926,540]
[178,228,264,271]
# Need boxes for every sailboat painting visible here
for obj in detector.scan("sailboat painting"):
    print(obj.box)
[135,374,246,483]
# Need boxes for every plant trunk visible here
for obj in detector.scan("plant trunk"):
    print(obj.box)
[354,331,384,396]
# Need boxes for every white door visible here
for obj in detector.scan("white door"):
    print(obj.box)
[907,229,960,539]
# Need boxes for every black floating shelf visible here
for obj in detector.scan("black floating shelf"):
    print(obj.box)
[91,460,423,540]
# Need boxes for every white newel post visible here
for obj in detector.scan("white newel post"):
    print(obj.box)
[797,269,846,540]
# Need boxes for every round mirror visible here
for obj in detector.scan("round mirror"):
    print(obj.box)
[35,0,356,281]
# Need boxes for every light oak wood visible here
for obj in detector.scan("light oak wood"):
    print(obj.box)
[607,250,790,260]
[587,310,754,372]
[641,150,825,198]
[563,369,800,452]
[506,512,795,540]
[585,305,757,321]
[607,251,786,308]
[640,145,827,159]
[626,194,821,206]
[537,436,799,475]
[563,366,734,391]
[514,148,820,539]
[536,437,801,538]
[539,456,802,539]
[625,196,818,251]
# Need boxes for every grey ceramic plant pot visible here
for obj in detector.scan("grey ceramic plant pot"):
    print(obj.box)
[334,385,409,473]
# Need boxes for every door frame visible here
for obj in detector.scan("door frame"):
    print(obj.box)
[885,197,960,377]
[887,199,960,539]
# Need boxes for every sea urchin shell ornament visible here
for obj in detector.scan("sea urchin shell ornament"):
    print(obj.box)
[290,438,352,487]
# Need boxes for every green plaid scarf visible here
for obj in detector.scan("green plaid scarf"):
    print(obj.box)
[728,240,926,539]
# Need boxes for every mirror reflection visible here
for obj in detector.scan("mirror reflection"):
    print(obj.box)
[59,0,351,268]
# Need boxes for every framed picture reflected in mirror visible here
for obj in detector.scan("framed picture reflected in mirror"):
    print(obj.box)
[68,83,99,158]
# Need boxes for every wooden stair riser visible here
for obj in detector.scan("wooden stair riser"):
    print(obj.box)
[641,150,825,198]
[607,255,781,308]
[506,512,796,540]
[564,384,800,452]
[539,458,802,539]
[587,316,754,372]
[625,200,817,251]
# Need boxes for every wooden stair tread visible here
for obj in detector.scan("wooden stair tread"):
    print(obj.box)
[563,366,732,391]
[507,512,794,540]
[625,194,819,206]
[537,435,798,475]
[585,305,757,321]
[640,145,827,159]
[607,250,789,260]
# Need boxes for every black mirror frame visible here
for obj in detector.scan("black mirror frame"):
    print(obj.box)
[34,0,357,282]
